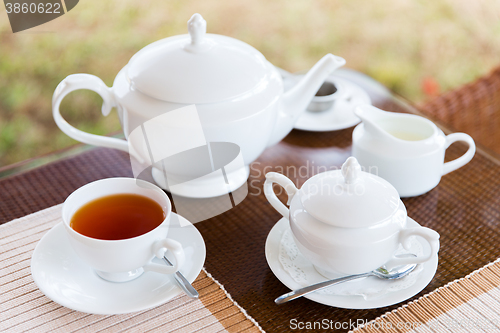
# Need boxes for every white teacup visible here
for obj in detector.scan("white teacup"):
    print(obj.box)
[62,178,185,282]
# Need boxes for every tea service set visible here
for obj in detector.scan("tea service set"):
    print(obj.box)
[31,13,477,314]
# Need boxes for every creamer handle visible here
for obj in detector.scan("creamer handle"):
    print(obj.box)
[264,172,299,219]
[52,74,129,152]
[442,133,475,175]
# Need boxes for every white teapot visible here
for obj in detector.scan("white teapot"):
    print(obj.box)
[264,157,440,277]
[52,13,346,198]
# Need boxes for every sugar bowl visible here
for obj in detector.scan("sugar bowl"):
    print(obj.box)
[264,157,440,277]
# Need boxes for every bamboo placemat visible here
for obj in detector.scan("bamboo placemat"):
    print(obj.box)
[352,258,500,332]
[0,205,264,333]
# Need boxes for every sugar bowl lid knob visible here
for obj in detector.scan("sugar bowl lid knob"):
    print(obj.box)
[187,13,207,48]
[341,157,361,184]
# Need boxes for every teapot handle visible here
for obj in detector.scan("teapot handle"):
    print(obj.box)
[442,133,475,175]
[385,227,440,270]
[264,172,299,219]
[52,74,129,153]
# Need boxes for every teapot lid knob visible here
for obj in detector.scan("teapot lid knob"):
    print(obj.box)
[341,157,361,184]
[187,13,207,48]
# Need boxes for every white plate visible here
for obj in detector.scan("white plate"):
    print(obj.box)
[31,213,206,315]
[265,217,438,309]
[282,73,371,132]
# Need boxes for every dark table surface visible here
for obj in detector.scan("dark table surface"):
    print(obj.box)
[1,71,499,332]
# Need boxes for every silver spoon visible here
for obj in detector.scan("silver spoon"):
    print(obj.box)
[163,255,199,299]
[275,263,417,305]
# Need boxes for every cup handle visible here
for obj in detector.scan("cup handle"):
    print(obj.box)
[442,133,475,175]
[264,172,299,219]
[143,238,185,275]
[385,227,440,270]
[52,74,129,153]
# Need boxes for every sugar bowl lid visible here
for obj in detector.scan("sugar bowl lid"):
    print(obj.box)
[126,13,270,104]
[299,157,401,228]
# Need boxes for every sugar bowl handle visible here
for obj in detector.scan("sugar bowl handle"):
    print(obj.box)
[385,227,440,270]
[52,74,129,153]
[264,173,299,219]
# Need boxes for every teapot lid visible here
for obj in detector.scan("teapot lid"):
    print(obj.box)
[299,157,401,228]
[126,13,271,104]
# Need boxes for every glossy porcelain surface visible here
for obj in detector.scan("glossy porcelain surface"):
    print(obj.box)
[62,178,185,282]
[31,214,206,315]
[52,14,346,197]
[297,157,401,228]
[352,105,476,197]
[306,78,346,112]
[126,14,272,104]
[264,157,440,276]
[294,77,371,131]
[265,217,438,309]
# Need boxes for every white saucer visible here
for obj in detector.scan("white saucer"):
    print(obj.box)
[152,165,249,199]
[31,213,206,315]
[284,74,371,132]
[265,217,438,309]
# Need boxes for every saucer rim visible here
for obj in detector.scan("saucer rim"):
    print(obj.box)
[265,216,438,309]
[31,213,206,315]
[293,76,371,132]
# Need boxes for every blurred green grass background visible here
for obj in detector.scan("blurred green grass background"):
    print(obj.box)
[0,0,499,166]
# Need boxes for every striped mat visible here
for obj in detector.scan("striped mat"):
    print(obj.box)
[0,205,264,333]
[352,259,500,332]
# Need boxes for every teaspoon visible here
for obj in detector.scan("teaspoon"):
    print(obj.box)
[163,256,199,299]
[275,263,417,305]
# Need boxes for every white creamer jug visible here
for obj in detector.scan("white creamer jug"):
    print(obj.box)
[352,105,475,197]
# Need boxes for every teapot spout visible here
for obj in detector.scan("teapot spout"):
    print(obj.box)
[283,54,346,114]
[268,54,346,146]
